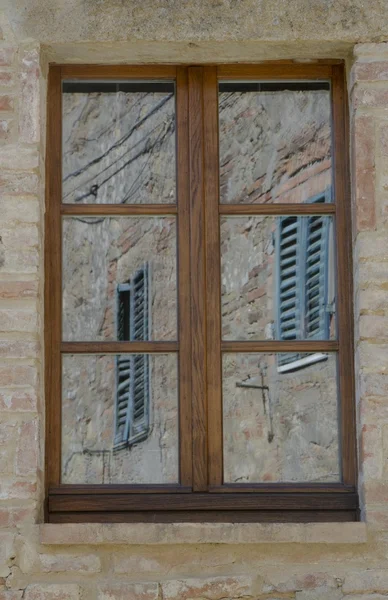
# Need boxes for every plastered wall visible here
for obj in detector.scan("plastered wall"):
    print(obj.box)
[1,3,388,599]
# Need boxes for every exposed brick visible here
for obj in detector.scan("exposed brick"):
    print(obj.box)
[263,571,338,594]
[19,48,40,144]
[161,576,257,600]
[0,390,37,411]
[0,48,15,67]
[40,553,101,573]
[24,585,81,600]
[0,364,37,387]
[98,583,159,600]
[0,505,36,527]
[0,96,13,112]
[0,72,14,87]
[0,281,38,299]
[0,342,39,359]
[353,115,376,230]
[360,423,383,479]
[0,309,38,334]
[0,119,13,142]
[1,197,39,223]
[16,419,38,476]
[343,570,388,593]
[0,171,38,195]
[0,479,37,500]
[353,86,388,110]
[359,315,388,339]
[353,61,388,83]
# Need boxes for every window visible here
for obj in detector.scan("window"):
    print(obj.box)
[276,191,334,372]
[45,63,357,522]
[115,266,150,449]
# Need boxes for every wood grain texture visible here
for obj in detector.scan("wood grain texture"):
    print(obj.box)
[61,204,177,215]
[332,64,357,487]
[221,341,339,352]
[188,67,208,492]
[45,66,63,494]
[204,67,223,487]
[61,342,178,354]
[49,491,358,512]
[60,65,177,80]
[49,510,357,523]
[177,67,193,487]
[219,204,335,215]
[217,64,332,80]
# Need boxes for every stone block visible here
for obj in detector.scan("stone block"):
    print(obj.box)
[352,115,376,230]
[0,146,38,170]
[359,315,388,339]
[296,587,343,600]
[0,391,37,411]
[0,48,14,67]
[0,281,38,300]
[0,532,15,577]
[24,585,81,600]
[98,583,159,600]
[16,419,38,476]
[39,553,101,573]
[0,364,37,387]
[0,309,38,334]
[0,119,13,142]
[161,576,258,600]
[359,423,383,479]
[343,569,388,593]
[0,171,38,195]
[19,48,40,144]
[0,95,13,111]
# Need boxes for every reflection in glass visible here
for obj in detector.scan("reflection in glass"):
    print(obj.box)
[219,81,332,204]
[62,81,176,204]
[62,354,179,484]
[62,217,177,341]
[221,215,336,341]
[222,353,340,483]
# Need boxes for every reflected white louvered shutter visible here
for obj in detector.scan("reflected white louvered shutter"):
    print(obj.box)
[305,214,329,340]
[277,216,302,366]
[128,266,150,445]
[114,287,131,448]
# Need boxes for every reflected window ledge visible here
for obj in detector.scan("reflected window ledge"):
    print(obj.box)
[40,522,367,545]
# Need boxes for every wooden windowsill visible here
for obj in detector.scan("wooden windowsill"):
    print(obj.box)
[40,522,367,545]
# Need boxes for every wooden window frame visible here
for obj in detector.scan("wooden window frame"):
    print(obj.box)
[45,61,358,523]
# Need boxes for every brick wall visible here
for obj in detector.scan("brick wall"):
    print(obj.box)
[3,9,388,598]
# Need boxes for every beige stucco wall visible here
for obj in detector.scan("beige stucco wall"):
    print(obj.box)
[1,2,388,599]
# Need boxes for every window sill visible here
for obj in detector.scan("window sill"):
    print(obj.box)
[40,522,367,545]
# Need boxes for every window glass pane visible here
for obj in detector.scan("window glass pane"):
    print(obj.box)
[62,354,179,484]
[62,217,177,341]
[223,353,340,483]
[219,81,332,204]
[62,80,176,204]
[221,215,336,341]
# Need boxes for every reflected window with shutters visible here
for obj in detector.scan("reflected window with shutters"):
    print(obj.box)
[115,266,150,449]
[276,190,335,371]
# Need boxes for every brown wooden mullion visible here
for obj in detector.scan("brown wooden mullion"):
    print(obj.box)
[204,67,223,488]
[61,204,177,215]
[176,67,193,488]
[219,204,336,215]
[188,67,208,492]
[221,341,339,352]
[61,342,178,353]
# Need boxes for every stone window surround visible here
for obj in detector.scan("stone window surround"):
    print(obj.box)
[37,42,372,540]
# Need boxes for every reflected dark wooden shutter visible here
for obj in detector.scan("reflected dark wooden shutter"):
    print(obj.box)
[128,266,150,445]
[276,216,302,367]
[114,266,150,448]
[305,214,329,340]
[115,285,131,448]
